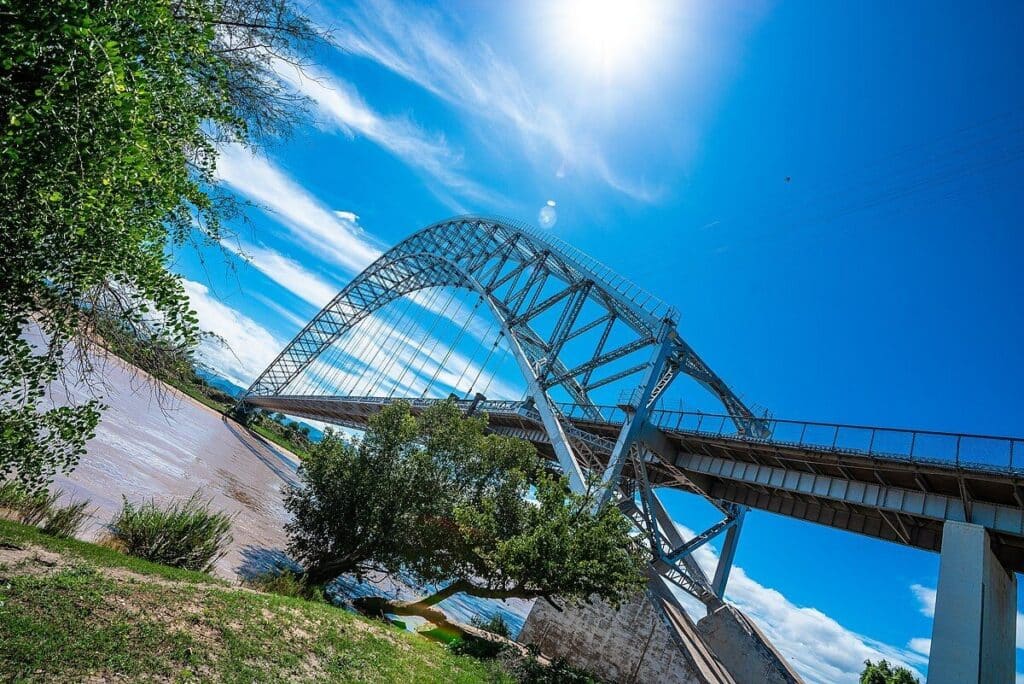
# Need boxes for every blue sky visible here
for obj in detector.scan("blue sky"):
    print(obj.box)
[173,1,1024,681]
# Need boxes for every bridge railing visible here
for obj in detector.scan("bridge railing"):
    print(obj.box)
[554,402,1024,473]
[252,395,1024,474]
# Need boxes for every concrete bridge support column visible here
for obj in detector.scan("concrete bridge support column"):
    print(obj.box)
[927,521,1016,684]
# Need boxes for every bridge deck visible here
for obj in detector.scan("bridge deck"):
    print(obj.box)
[244,395,1024,571]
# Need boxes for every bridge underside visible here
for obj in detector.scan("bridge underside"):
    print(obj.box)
[245,394,1024,572]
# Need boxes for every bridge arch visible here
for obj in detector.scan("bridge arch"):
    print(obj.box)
[239,216,1024,679]
[243,216,762,493]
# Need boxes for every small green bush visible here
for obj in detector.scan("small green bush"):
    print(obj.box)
[449,634,507,660]
[42,500,92,539]
[471,613,512,639]
[109,492,233,572]
[244,568,324,602]
[0,481,90,538]
[511,649,600,683]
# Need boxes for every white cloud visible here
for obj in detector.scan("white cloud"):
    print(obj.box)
[327,0,663,202]
[669,520,926,684]
[272,58,501,210]
[215,143,382,274]
[907,637,931,656]
[226,238,339,309]
[212,140,515,396]
[182,279,285,388]
[910,583,936,618]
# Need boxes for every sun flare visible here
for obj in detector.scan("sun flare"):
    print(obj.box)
[554,0,662,76]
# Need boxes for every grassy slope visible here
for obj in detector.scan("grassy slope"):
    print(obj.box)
[0,519,510,683]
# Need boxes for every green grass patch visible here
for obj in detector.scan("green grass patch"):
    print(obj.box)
[0,481,90,539]
[244,568,325,603]
[0,517,225,586]
[0,537,512,683]
[421,625,464,645]
[250,423,310,460]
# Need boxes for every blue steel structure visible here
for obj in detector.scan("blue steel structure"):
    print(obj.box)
[244,216,759,610]
[242,216,1024,681]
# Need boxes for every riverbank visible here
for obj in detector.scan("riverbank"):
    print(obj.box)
[0,518,511,683]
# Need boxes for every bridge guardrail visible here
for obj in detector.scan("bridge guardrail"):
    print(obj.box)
[554,402,1024,474]
[256,395,1024,475]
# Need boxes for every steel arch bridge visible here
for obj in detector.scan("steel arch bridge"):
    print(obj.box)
[242,215,1024,683]
[244,216,758,598]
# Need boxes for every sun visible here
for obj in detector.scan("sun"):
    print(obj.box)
[553,0,662,76]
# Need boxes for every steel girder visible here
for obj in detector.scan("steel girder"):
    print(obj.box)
[244,217,755,422]
[241,216,760,602]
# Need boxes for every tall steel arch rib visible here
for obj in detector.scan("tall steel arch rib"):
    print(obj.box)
[243,215,763,604]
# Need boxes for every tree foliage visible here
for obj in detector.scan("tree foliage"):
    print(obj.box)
[860,659,919,684]
[285,401,647,610]
[0,0,317,489]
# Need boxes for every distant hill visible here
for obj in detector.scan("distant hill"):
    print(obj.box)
[195,368,246,399]
[196,368,325,443]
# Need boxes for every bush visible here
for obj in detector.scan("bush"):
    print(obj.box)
[244,568,324,602]
[471,613,512,639]
[0,480,58,525]
[0,480,91,538]
[41,500,91,539]
[449,634,507,660]
[109,492,233,572]
[510,649,600,683]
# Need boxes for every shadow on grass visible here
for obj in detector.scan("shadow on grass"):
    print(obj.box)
[235,544,302,581]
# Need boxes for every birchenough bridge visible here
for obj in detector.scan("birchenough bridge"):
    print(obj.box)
[241,216,1023,683]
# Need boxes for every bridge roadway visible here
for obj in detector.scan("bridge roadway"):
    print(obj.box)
[244,394,1024,572]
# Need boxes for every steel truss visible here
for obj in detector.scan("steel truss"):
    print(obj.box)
[242,215,763,610]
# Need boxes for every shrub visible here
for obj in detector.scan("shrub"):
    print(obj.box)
[244,568,324,602]
[510,649,600,683]
[42,500,92,539]
[449,634,507,660]
[0,480,58,525]
[109,492,233,572]
[0,480,91,538]
[471,613,512,639]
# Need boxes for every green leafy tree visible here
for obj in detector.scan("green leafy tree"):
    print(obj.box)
[284,401,647,627]
[860,659,919,684]
[0,0,317,489]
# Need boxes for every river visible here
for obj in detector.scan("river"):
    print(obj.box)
[44,352,529,633]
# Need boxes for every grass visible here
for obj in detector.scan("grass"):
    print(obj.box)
[108,492,234,572]
[0,517,225,586]
[0,481,91,539]
[243,568,325,603]
[163,375,312,460]
[132,361,311,460]
[173,380,234,414]
[0,518,512,683]
[250,423,311,460]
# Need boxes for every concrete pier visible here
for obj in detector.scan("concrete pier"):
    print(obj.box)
[518,590,803,683]
[927,521,1016,684]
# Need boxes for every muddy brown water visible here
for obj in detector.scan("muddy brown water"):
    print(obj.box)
[47,354,298,581]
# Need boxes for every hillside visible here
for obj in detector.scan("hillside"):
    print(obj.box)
[0,519,510,683]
